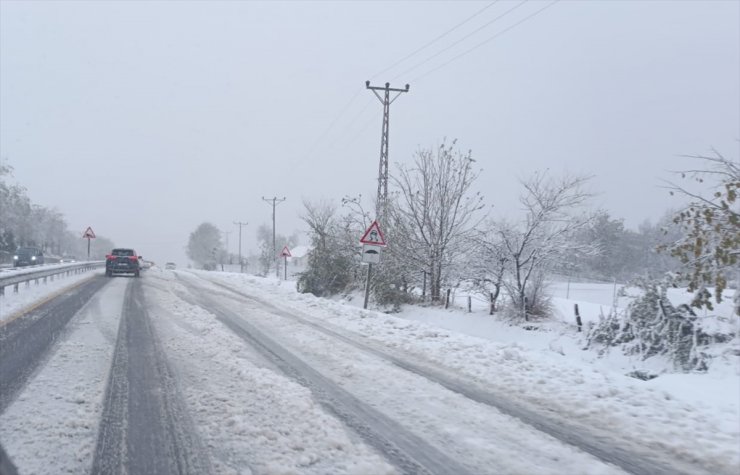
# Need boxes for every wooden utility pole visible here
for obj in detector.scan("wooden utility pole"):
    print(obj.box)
[262,196,286,278]
[233,221,248,273]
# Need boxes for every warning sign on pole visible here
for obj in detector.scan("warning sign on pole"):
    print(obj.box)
[279,246,292,257]
[359,221,386,247]
[82,227,96,239]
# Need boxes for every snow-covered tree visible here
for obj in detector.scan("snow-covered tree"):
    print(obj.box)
[0,162,32,251]
[661,151,739,316]
[470,232,508,313]
[256,224,299,276]
[187,222,223,269]
[388,140,485,303]
[498,172,595,320]
[297,199,358,296]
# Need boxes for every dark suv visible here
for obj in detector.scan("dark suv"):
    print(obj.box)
[13,247,45,267]
[105,248,142,277]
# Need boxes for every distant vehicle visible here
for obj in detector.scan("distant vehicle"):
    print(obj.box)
[13,247,44,267]
[141,260,154,270]
[59,255,77,263]
[105,248,141,277]
[164,262,176,270]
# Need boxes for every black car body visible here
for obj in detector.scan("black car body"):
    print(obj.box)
[105,248,141,277]
[13,247,44,267]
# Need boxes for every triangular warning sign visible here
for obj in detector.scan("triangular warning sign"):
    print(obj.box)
[359,220,386,246]
[279,246,292,257]
[82,226,96,239]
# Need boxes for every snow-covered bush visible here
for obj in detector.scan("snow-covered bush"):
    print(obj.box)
[586,282,733,371]
[297,200,359,298]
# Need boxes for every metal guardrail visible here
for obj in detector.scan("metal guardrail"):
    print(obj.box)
[0,262,104,296]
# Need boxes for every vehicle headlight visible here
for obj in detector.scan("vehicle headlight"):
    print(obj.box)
[13,255,18,260]
[32,256,36,260]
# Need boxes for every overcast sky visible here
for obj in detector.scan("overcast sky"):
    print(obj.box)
[1,0,738,265]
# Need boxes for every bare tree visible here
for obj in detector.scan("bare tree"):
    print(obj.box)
[389,140,485,303]
[471,232,508,313]
[498,172,595,320]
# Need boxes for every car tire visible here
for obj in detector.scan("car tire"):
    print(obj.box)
[105,269,112,277]
[135,271,140,278]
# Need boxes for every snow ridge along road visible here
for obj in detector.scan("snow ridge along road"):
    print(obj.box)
[92,278,211,475]
[0,275,108,412]
[176,273,475,475]
[189,273,719,475]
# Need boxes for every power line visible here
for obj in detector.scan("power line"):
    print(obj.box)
[391,0,529,82]
[303,87,364,160]
[371,1,499,80]
[411,0,560,84]
[289,2,501,180]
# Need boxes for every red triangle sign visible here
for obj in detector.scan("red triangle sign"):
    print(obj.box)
[359,220,386,246]
[280,246,292,257]
[82,226,96,239]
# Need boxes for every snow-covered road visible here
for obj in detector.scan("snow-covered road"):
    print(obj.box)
[0,269,737,475]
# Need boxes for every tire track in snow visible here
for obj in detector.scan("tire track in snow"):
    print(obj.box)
[177,275,475,475]
[191,273,717,475]
[92,278,211,475]
[0,276,109,412]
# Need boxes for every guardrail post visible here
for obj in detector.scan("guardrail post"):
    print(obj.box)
[14,283,19,293]
[0,286,4,297]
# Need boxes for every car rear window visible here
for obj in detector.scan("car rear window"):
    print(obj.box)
[112,249,135,256]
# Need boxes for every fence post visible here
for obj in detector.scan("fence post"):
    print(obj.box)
[489,292,495,315]
[468,296,472,313]
[445,289,451,309]
[575,303,582,332]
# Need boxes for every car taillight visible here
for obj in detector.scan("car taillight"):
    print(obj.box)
[106,255,116,260]
[129,256,138,261]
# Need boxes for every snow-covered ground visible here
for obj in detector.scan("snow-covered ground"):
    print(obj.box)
[1,268,738,474]
[195,270,740,474]
[0,278,125,474]
[0,266,103,323]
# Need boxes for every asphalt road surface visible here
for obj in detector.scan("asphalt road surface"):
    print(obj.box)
[0,271,729,475]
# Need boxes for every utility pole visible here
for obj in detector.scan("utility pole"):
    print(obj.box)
[223,230,232,264]
[262,196,286,278]
[362,81,409,309]
[233,221,248,273]
[365,80,410,223]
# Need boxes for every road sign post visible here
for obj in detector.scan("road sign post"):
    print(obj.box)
[359,221,387,309]
[82,227,96,261]
[363,263,373,309]
[280,246,291,280]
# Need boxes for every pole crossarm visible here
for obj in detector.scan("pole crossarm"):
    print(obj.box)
[366,81,410,94]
